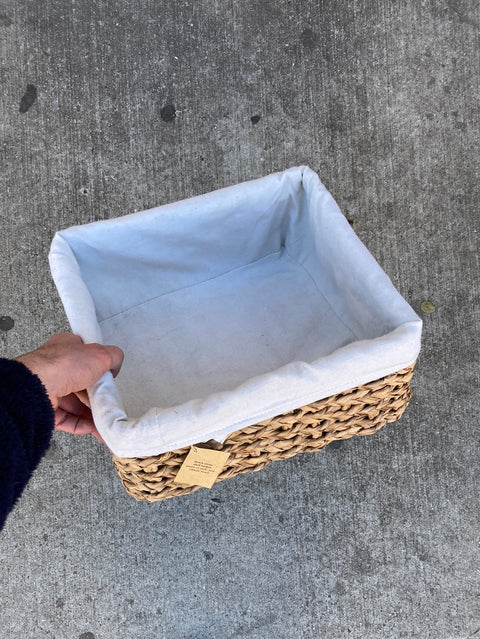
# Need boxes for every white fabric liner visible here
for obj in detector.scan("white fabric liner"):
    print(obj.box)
[49,166,422,458]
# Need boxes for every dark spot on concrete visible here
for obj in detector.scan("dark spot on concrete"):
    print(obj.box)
[415,546,431,563]
[355,138,372,156]
[160,104,176,122]
[0,13,13,27]
[19,84,37,113]
[210,497,222,503]
[355,82,368,110]
[326,440,343,451]
[203,551,213,560]
[346,215,358,232]
[329,97,347,134]
[56,597,65,609]
[446,0,479,28]
[278,514,285,523]
[425,113,435,120]
[207,501,218,514]
[79,633,95,639]
[79,187,89,196]
[0,316,14,331]
[300,28,318,50]
[126,598,135,605]
[250,114,261,125]
[352,546,373,575]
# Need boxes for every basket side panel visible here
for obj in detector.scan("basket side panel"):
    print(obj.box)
[112,365,414,502]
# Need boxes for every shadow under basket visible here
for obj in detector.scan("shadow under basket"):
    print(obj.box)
[112,364,415,502]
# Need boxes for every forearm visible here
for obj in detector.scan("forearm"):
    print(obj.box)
[0,358,55,530]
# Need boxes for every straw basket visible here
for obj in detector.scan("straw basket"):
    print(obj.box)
[49,167,422,500]
[112,364,414,502]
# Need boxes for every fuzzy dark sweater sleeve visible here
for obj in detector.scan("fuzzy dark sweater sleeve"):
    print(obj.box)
[0,358,55,530]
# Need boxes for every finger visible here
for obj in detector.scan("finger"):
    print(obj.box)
[55,394,105,442]
[80,343,124,385]
[102,344,124,378]
[55,343,123,395]
[57,393,93,420]
[55,410,105,442]
[74,389,91,407]
[55,409,97,435]
[45,333,83,347]
[92,429,106,444]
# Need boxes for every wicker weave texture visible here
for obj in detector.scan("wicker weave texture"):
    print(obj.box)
[112,365,414,502]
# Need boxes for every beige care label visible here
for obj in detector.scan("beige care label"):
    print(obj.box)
[174,446,230,489]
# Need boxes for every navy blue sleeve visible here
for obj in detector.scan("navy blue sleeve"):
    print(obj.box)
[0,358,55,530]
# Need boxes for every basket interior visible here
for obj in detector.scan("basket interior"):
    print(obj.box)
[65,174,405,420]
[100,249,357,417]
[51,168,420,457]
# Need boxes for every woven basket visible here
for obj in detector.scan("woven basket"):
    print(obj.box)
[112,364,415,502]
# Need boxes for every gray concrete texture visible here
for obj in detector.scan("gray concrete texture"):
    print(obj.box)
[0,0,478,637]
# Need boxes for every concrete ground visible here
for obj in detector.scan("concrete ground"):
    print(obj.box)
[0,1,479,637]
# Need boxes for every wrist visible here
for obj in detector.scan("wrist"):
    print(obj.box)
[15,354,58,410]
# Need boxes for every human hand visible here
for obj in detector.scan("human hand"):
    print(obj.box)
[16,333,124,442]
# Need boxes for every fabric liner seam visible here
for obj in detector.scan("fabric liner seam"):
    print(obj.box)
[98,249,283,323]
[283,248,360,341]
